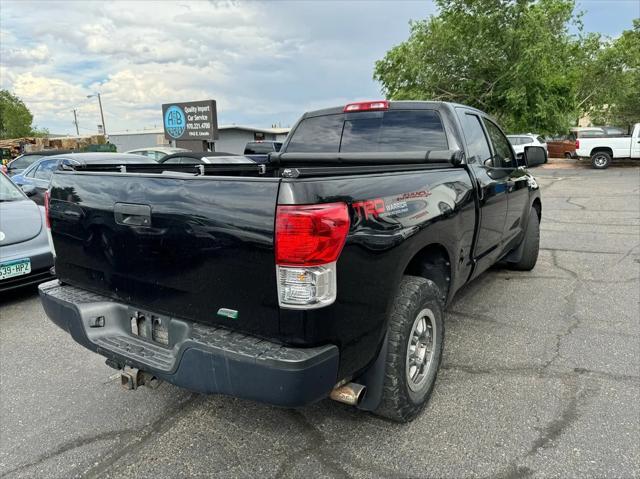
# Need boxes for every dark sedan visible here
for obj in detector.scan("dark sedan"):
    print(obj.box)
[10,153,157,205]
[0,172,54,292]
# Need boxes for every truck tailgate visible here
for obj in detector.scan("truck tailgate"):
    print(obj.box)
[49,172,281,337]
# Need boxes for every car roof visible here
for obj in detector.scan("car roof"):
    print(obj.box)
[159,151,237,162]
[29,152,157,165]
[126,147,188,153]
[20,149,73,156]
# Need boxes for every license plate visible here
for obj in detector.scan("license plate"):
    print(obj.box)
[0,258,31,280]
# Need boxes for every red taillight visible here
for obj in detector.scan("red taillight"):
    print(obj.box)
[44,190,51,229]
[276,202,350,266]
[575,139,580,149]
[343,100,389,113]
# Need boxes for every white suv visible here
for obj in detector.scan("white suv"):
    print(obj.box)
[507,134,547,159]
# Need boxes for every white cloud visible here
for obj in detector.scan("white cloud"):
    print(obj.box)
[0,0,434,134]
[2,43,50,66]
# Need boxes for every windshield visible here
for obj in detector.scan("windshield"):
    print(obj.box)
[10,154,44,170]
[286,110,448,153]
[0,173,26,202]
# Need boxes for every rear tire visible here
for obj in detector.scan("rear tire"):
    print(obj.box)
[591,152,611,169]
[374,276,444,423]
[564,152,572,159]
[508,209,540,271]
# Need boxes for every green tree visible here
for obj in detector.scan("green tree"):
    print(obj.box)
[585,19,640,127]
[0,90,35,139]
[374,0,586,135]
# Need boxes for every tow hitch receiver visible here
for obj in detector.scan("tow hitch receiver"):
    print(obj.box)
[120,367,162,390]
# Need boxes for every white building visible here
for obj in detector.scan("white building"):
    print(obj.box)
[108,125,290,154]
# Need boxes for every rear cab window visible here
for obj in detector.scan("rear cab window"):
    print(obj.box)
[244,142,277,154]
[286,109,448,153]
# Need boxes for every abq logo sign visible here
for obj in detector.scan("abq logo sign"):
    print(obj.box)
[164,105,186,139]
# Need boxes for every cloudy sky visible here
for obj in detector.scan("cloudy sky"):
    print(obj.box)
[0,0,637,135]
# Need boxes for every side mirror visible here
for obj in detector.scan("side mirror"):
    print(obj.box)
[21,184,37,197]
[523,146,546,167]
[450,150,465,166]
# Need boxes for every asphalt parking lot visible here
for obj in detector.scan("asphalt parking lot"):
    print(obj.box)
[1,159,639,479]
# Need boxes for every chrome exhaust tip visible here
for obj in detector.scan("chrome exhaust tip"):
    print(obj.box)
[330,382,366,406]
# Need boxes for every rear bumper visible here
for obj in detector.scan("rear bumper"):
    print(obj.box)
[39,280,339,407]
[0,247,54,292]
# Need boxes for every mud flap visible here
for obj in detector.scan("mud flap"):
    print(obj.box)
[355,333,389,411]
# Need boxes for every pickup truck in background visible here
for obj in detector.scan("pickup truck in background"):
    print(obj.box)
[575,122,640,169]
[39,101,543,422]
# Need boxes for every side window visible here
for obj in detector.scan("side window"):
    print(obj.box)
[24,163,38,177]
[521,137,534,145]
[458,112,491,164]
[33,160,58,180]
[484,120,515,168]
[163,156,184,164]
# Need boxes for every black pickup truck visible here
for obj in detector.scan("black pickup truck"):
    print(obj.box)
[39,101,543,422]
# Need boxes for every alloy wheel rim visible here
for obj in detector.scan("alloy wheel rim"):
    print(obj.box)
[594,155,607,166]
[406,308,436,391]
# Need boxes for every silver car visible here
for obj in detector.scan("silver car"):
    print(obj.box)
[0,172,54,291]
[507,134,548,158]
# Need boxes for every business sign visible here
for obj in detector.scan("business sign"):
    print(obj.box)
[162,100,218,141]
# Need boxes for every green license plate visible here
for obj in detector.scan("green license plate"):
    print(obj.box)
[0,258,31,280]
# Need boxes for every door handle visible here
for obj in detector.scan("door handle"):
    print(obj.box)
[62,209,81,219]
[114,203,151,226]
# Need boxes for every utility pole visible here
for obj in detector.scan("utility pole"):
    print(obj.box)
[87,93,107,136]
[72,109,79,135]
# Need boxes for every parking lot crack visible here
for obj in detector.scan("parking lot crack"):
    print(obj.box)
[493,380,599,478]
[0,429,138,478]
[526,379,599,458]
[540,251,582,371]
[441,363,640,384]
[565,197,586,210]
[79,393,201,479]
[274,410,352,479]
